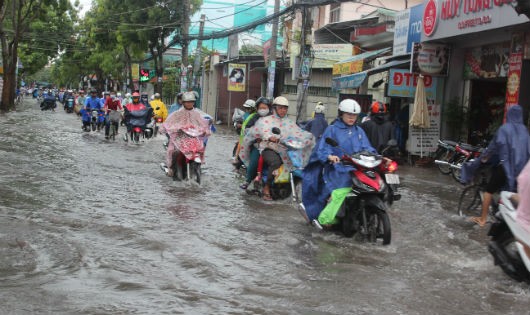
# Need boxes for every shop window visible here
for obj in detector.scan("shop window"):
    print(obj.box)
[283,84,337,97]
[330,3,340,23]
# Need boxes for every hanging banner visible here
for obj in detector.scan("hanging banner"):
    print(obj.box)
[504,32,525,112]
[331,72,367,91]
[227,63,246,92]
[411,42,450,76]
[131,63,140,81]
[408,101,441,155]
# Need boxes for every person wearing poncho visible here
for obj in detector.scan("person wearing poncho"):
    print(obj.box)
[160,92,211,177]
[239,96,314,200]
[302,99,376,227]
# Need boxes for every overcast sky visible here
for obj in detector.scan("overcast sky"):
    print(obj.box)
[73,0,92,16]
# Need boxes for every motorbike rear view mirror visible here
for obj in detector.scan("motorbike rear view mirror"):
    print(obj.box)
[325,137,338,147]
[272,127,281,135]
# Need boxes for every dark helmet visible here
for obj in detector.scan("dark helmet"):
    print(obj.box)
[255,96,271,108]
[90,88,97,94]
[370,101,387,114]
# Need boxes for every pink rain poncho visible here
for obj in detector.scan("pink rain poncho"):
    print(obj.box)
[161,108,211,164]
[239,114,314,171]
[516,160,530,232]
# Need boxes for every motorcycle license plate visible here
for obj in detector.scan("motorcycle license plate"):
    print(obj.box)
[385,173,400,185]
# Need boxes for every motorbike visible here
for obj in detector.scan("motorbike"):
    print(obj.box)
[168,127,205,184]
[433,139,459,174]
[90,109,105,131]
[126,109,152,144]
[324,137,400,245]
[488,191,530,283]
[153,116,163,137]
[64,96,75,113]
[435,142,484,183]
[246,127,304,202]
[40,98,56,111]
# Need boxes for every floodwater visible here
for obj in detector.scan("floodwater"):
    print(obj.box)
[0,99,528,315]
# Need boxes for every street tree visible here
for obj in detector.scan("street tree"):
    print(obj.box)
[0,0,73,111]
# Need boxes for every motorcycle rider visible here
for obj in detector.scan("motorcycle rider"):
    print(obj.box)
[232,99,256,167]
[159,91,211,177]
[360,101,395,153]
[103,93,123,139]
[304,102,328,141]
[240,96,314,201]
[41,90,57,110]
[81,89,103,131]
[301,99,376,228]
[168,92,183,115]
[150,92,168,122]
[123,92,149,141]
[140,92,151,108]
[238,97,272,190]
[75,90,86,115]
[462,104,530,227]
[232,99,255,133]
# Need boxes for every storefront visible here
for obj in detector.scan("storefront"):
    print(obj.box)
[420,0,530,143]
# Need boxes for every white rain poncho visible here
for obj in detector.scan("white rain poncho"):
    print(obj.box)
[239,114,314,171]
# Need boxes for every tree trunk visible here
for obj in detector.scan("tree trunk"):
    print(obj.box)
[156,42,164,95]
[124,48,134,92]
[0,41,18,112]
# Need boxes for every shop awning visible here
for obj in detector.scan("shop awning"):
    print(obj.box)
[367,59,410,75]
[332,72,368,90]
[332,47,392,75]
[334,47,391,65]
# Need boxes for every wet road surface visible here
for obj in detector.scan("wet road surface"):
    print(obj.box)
[0,99,529,314]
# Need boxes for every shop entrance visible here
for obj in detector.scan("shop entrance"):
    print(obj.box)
[468,79,506,144]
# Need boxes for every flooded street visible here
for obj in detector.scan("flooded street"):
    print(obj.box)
[1,99,529,314]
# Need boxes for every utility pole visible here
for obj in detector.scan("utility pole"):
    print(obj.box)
[295,6,313,123]
[192,15,206,91]
[180,0,190,92]
[266,0,280,99]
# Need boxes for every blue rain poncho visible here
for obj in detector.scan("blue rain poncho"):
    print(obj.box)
[461,105,530,191]
[302,119,376,221]
[304,113,328,141]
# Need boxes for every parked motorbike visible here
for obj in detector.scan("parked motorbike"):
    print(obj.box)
[435,142,484,182]
[488,191,530,283]
[168,127,205,184]
[246,127,304,201]
[324,137,400,245]
[433,139,458,174]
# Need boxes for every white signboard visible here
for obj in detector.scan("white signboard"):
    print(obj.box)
[393,9,410,56]
[408,101,441,155]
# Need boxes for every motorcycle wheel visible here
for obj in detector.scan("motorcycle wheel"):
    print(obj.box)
[458,184,482,217]
[91,122,96,131]
[373,210,391,245]
[451,155,466,183]
[110,124,116,141]
[342,207,356,238]
[133,132,140,144]
[232,142,238,158]
[490,230,530,282]
[437,149,455,175]
[190,162,201,185]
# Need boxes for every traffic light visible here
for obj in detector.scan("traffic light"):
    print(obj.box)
[514,0,530,17]
[139,68,150,82]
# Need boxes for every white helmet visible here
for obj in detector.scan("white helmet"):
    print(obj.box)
[182,91,196,102]
[273,96,289,107]
[150,95,155,101]
[125,93,131,98]
[315,102,325,113]
[117,92,122,97]
[154,93,160,99]
[243,99,256,108]
[338,99,361,114]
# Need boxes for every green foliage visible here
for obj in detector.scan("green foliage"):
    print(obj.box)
[443,97,469,140]
[240,44,263,56]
